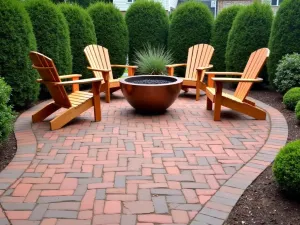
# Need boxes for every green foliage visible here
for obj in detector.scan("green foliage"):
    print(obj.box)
[88,2,128,78]
[283,87,300,110]
[51,0,112,7]
[274,53,300,94]
[226,2,273,82]
[296,101,300,120]
[273,140,300,196]
[0,79,15,142]
[211,5,242,71]
[134,44,173,75]
[126,0,169,64]
[59,3,97,79]
[25,0,72,98]
[168,1,213,76]
[268,0,300,85]
[0,0,39,108]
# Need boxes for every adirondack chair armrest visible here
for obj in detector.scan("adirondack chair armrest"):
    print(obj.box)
[166,63,187,68]
[211,78,263,83]
[196,65,213,71]
[205,72,243,76]
[166,63,187,76]
[56,78,103,86]
[111,65,138,68]
[87,67,111,72]
[111,65,138,76]
[59,74,82,80]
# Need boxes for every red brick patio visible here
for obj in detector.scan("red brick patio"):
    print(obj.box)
[0,90,288,225]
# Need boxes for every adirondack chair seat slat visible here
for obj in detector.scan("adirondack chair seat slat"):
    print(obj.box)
[167,44,214,101]
[29,51,102,130]
[206,87,242,103]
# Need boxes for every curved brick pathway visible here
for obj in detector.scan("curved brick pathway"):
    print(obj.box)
[0,90,287,225]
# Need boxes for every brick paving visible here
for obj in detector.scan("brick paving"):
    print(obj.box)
[0,90,288,225]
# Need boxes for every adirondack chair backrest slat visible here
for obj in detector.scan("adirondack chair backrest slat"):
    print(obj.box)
[185,44,214,80]
[84,45,113,80]
[234,48,269,101]
[29,52,72,108]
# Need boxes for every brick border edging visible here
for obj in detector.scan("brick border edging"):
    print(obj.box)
[0,103,44,194]
[190,99,288,225]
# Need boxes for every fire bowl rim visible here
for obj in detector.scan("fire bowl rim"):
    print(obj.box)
[119,75,183,86]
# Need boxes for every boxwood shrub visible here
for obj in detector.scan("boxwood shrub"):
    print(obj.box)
[25,0,72,98]
[0,78,15,142]
[274,53,300,94]
[168,1,213,76]
[273,140,300,196]
[59,3,97,79]
[268,0,300,86]
[226,2,273,81]
[211,5,242,71]
[126,0,169,64]
[88,2,128,78]
[283,87,300,111]
[0,0,39,108]
[296,101,300,120]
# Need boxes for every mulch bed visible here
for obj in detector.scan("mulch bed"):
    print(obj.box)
[0,132,17,172]
[225,89,300,225]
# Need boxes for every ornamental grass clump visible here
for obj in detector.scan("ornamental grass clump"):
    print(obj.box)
[273,140,300,196]
[134,44,173,75]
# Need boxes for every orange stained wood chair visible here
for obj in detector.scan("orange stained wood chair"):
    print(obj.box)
[166,44,214,101]
[205,48,270,121]
[84,45,137,103]
[29,51,102,131]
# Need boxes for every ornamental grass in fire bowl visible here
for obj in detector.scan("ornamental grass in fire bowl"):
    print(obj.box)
[120,45,182,114]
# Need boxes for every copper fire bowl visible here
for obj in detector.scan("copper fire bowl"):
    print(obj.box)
[120,75,182,114]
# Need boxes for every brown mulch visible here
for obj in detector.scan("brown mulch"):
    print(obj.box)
[0,132,17,172]
[225,89,300,225]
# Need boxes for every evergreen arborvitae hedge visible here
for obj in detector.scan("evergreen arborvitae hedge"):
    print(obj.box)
[211,5,242,71]
[59,3,97,79]
[126,0,169,64]
[168,1,213,76]
[0,0,39,108]
[88,2,128,78]
[225,2,273,82]
[25,0,72,98]
[268,0,300,86]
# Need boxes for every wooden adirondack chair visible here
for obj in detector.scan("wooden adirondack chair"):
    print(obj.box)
[166,44,214,101]
[84,45,137,103]
[205,48,269,121]
[29,51,102,130]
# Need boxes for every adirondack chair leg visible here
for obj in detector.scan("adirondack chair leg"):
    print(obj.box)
[105,82,111,103]
[167,67,174,76]
[214,82,223,121]
[128,67,135,77]
[92,82,101,122]
[32,102,61,123]
[182,87,189,93]
[207,98,213,110]
[196,83,200,101]
[50,99,93,130]
[72,77,80,93]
